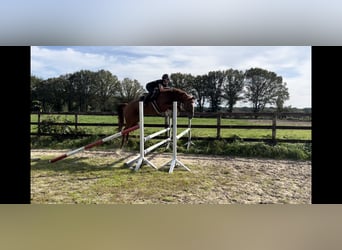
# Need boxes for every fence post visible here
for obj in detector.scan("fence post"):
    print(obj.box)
[216,113,221,139]
[75,113,78,131]
[272,113,277,144]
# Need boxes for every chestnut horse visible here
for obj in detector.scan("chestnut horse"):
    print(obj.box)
[117,87,195,148]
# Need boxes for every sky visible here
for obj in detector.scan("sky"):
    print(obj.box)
[31,46,311,108]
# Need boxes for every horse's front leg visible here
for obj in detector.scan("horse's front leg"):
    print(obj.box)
[120,133,128,149]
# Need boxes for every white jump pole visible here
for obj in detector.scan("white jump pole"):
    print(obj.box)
[133,101,161,171]
[162,101,191,173]
[184,118,194,150]
[126,101,172,169]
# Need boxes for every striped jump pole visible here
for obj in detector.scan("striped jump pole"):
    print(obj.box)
[161,101,192,173]
[49,124,139,163]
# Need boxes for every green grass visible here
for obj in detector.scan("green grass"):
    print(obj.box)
[31,114,311,140]
[31,134,311,161]
[31,148,311,204]
[184,140,311,160]
[30,114,311,161]
[31,154,207,204]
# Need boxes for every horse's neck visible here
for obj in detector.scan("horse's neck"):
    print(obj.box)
[169,90,187,103]
[155,92,176,111]
[157,90,188,111]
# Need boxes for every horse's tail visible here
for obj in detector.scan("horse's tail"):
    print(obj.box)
[117,103,127,131]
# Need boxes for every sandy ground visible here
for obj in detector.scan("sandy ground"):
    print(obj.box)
[31,149,311,204]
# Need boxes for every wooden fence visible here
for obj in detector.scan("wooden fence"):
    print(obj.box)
[30,111,311,144]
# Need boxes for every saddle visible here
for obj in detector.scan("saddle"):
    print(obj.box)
[140,87,173,114]
[140,92,162,114]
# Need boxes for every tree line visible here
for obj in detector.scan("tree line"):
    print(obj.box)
[31,67,290,113]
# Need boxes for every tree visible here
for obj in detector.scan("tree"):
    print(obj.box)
[191,74,208,112]
[221,69,245,112]
[48,77,69,111]
[31,75,44,111]
[32,74,71,111]
[60,73,76,111]
[31,75,43,97]
[32,78,54,112]
[275,82,290,113]
[244,68,289,113]
[170,72,194,94]
[118,78,145,103]
[207,71,224,112]
[69,70,97,112]
[92,70,120,111]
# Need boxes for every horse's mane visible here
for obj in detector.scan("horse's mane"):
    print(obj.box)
[132,87,193,104]
[172,87,187,94]
[169,87,193,101]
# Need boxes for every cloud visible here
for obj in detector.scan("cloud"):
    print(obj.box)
[31,46,311,108]
[31,46,108,77]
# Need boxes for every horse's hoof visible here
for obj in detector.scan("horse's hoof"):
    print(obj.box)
[114,148,122,155]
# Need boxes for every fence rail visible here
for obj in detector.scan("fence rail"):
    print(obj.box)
[31,111,311,144]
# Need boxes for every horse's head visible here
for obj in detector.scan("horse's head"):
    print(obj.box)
[182,96,195,119]
[163,87,195,119]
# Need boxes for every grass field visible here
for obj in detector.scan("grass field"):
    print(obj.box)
[31,150,311,204]
[30,114,311,140]
[30,114,311,161]
[30,114,312,204]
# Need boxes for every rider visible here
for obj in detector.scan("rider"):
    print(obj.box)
[143,74,171,105]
